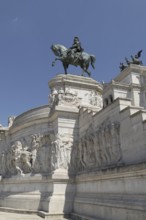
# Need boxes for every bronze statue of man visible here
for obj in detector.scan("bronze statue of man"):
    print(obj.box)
[51,37,96,76]
[67,36,84,58]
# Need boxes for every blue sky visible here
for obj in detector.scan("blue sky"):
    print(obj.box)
[0,0,146,126]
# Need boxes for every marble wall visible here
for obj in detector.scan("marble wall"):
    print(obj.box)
[0,67,146,219]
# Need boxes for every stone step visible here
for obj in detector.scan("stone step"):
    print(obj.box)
[0,211,72,220]
[71,213,102,220]
[0,212,42,220]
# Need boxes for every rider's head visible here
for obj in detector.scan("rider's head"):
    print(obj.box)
[74,36,79,42]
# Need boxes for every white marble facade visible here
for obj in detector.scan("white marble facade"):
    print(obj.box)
[0,65,146,219]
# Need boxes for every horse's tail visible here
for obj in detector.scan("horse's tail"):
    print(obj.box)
[90,55,96,69]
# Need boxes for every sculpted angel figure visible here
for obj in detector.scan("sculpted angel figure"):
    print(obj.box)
[131,50,143,65]
[10,141,23,175]
[8,116,15,128]
[119,62,127,71]
[125,50,143,66]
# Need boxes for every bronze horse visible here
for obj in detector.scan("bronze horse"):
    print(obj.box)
[51,44,96,76]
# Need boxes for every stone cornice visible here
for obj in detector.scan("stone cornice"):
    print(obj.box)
[103,81,130,93]
[76,163,146,182]
[114,64,146,82]
[103,81,141,94]
[13,105,50,121]
[8,105,50,133]
[49,74,103,93]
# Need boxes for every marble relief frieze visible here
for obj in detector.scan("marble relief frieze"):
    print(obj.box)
[0,132,74,177]
[77,121,122,172]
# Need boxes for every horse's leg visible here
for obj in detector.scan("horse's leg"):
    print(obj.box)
[82,63,91,77]
[65,67,67,75]
[52,57,60,67]
[90,56,95,69]
[79,63,85,76]
[85,68,91,77]
[63,63,68,75]
[81,68,84,76]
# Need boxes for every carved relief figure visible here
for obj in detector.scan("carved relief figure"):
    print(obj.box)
[51,133,61,170]
[110,122,121,163]
[1,140,32,176]
[86,128,96,166]
[0,151,5,175]
[78,139,86,171]
[9,141,24,175]
[51,133,73,170]
[63,135,73,168]
[20,150,32,173]
[51,139,59,170]
[69,140,78,174]
[100,127,110,165]
[8,116,15,128]
[86,91,103,108]
[58,87,65,104]
[80,136,88,168]
[35,134,51,173]
[76,120,122,173]
[30,134,41,168]
[104,124,113,164]
[94,130,102,166]
[49,88,58,107]
[49,86,80,109]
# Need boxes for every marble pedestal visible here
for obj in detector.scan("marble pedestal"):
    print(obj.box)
[0,74,102,219]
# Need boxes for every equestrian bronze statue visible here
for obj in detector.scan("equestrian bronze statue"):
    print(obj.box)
[51,37,96,77]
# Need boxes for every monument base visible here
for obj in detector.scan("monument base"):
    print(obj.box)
[0,171,75,218]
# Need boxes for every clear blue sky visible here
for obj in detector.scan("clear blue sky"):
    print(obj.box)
[0,0,146,126]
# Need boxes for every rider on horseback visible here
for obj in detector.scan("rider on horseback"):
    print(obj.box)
[51,40,96,76]
[67,36,84,63]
